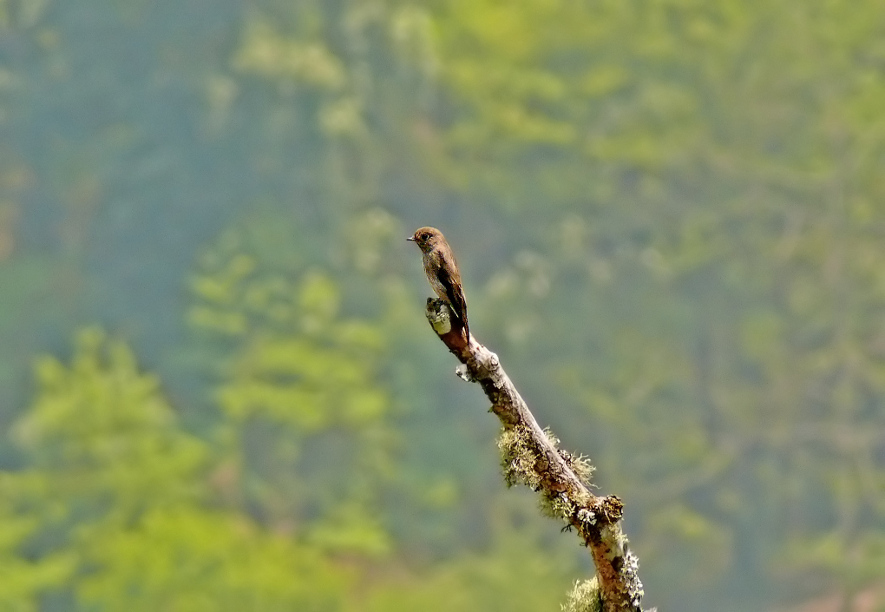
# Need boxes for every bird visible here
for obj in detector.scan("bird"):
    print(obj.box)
[407,226,470,339]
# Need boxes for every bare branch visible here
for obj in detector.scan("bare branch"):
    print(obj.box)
[423,298,650,612]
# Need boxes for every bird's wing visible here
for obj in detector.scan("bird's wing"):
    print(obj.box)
[436,266,469,335]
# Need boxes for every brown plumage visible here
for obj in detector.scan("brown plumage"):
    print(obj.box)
[407,226,470,338]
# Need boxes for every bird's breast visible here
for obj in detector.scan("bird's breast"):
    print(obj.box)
[423,254,449,302]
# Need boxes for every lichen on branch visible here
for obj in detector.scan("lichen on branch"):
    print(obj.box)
[422,298,651,612]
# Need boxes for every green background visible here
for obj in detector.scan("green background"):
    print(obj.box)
[1,1,884,610]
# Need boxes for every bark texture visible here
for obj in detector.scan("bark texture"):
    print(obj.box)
[423,298,650,612]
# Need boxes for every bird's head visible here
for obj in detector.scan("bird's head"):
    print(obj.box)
[407,226,445,253]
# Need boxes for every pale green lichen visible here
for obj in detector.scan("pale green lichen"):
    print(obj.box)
[576,507,597,527]
[544,427,596,487]
[541,492,576,522]
[558,448,596,486]
[621,545,645,609]
[561,577,602,612]
[425,299,452,335]
[497,425,541,490]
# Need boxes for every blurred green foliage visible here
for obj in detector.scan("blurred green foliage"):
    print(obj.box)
[1,0,884,610]
[0,330,351,611]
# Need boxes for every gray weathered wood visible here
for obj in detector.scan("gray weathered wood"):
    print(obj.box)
[424,298,650,612]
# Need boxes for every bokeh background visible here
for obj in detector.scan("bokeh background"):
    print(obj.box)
[1,1,884,611]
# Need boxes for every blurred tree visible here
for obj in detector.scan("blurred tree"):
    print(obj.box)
[427,0,885,608]
[363,527,578,612]
[188,217,397,558]
[0,329,351,611]
[0,0,882,609]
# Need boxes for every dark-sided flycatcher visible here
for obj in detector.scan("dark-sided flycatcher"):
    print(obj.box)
[408,226,470,338]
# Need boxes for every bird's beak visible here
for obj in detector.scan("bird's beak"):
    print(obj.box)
[406,236,416,242]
